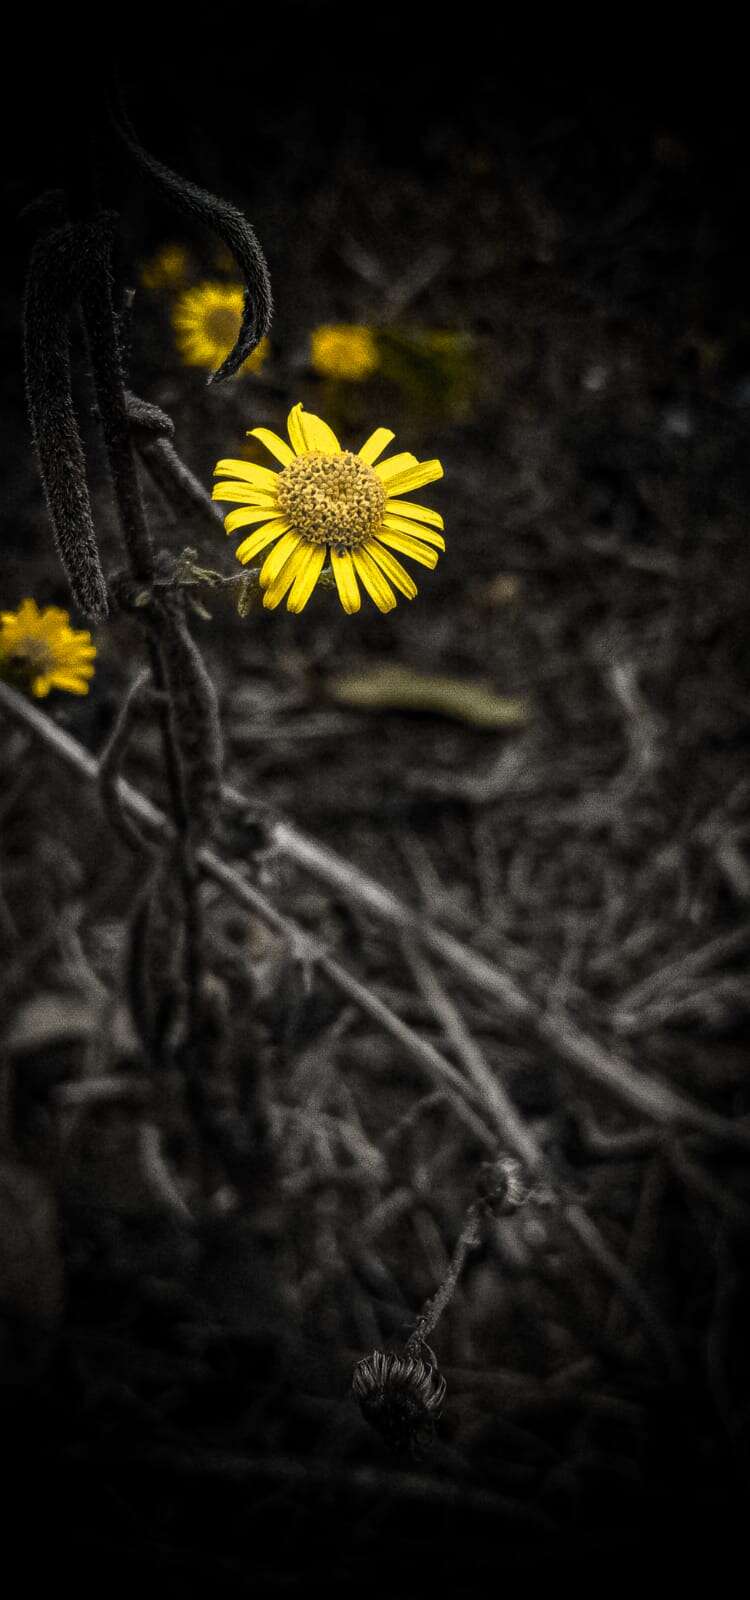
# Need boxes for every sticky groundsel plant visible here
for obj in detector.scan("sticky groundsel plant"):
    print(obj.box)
[21,92,272,1187]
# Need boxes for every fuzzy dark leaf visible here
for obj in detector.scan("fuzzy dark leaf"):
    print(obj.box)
[110,94,272,383]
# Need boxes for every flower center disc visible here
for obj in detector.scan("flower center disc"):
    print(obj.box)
[11,639,55,674]
[206,308,241,347]
[277,450,385,548]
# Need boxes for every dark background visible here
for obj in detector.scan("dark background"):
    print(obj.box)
[2,10,750,1592]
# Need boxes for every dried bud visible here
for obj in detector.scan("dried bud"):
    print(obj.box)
[476,1156,554,1217]
[236,572,261,618]
[476,1156,535,1215]
[352,1343,447,1452]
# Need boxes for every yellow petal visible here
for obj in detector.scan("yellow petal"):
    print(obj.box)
[379,459,443,496]
[212,481,279,506]
[385,499,444,530]
[213,460,279,491]
[287,544,326,612]
[374,529,439,569]
[374,452,418,483]
[302,413,341,454]
[351,549,397,613]
[247,427,295,467]
[235,520,289,564]
[263,545,308,609]
[259,531,303,589]
[382,513,445,550]
[358,427,395,465]
[365,540,417,599]
[224,505,280,536]
[287,403,310,455]
[331,548,361,614]
[49,675,90,694]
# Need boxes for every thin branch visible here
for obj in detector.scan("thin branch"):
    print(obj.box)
[0,680,721,1368]
[404,941,544,1173]
[263,808,750,1150]
[4,681,750,1157]
[0,680,495,1151]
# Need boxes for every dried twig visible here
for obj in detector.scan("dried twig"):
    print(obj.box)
[4,682,749,1159]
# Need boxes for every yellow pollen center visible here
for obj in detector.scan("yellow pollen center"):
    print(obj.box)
[276,451,386,548]
[205,307,241,347]
[8,638,55,675]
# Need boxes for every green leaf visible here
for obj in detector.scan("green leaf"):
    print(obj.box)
[327,664,528,728]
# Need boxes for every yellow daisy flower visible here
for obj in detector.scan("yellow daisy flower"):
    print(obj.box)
[310,324,379,382]
[172,283,269,374]
[140,243,191,292]
[212,403,444,614]
[0,599,96,697]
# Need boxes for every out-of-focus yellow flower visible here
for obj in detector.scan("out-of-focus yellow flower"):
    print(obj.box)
[417,331,468,357]
[377,327,476,419]
[140,243,191,292]
[212,403,444,615]
[310,324,379,382]
[172,283,269,374]
[0,600,96,697]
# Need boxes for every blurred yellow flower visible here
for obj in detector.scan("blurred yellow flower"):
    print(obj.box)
[310,324,379,381]
[172,284,269,374]
[213,403,444,615]
[0,600,96,697]
[140,243,191,292]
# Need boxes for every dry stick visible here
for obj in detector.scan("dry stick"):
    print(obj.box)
[666,1142,750,1230]
[613,923,750,1023]
[0,681,495,1153]
[138,1120,194,1222]
[404,942,544,1174]
[564,1203,682,1382]
[603,1152,669,1343]
[262,807,750,1150]
[0,686,718,1369]
[406,1202,484,1353]
[4,682,749,1157]
[405,941,682,1376]
[120,431,738,1137]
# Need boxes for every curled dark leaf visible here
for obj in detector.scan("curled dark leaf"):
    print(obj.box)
[23,223,109,620]
[124,390,175,439]
[110,93,272,383]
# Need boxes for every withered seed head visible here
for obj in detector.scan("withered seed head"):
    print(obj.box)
[352,1344,447,1452]
[476,1155,540,1215]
